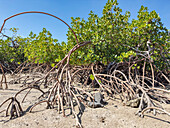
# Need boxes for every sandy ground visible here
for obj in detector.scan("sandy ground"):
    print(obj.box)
[0,75,170,128]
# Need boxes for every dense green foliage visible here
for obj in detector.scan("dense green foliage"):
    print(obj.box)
[0,28,24,64]
[67,0,169,67]
[0,0,169,70]
[22,28,66,65]
[0,28,67,67]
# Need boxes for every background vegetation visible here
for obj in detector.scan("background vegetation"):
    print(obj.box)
[0,0,169,72]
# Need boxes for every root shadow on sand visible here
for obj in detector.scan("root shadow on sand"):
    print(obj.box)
[0,105,34,123]
[145,115,170,124]
[77,102,86,124]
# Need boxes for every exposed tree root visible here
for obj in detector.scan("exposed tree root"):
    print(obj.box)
[0,41,169,127]
[0,63,8,89]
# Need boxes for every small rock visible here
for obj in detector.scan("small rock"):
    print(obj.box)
[35,121,39,125]
[99,117,106,123]
[114,105,118,108]
[87,92,106,108]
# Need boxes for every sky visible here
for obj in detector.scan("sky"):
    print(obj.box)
[0,0,169,42]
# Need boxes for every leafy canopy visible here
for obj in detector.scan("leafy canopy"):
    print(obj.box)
[0,0,169,71]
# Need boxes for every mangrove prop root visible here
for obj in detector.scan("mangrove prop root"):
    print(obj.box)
[0,64,8,89]
[0,38,169,127]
